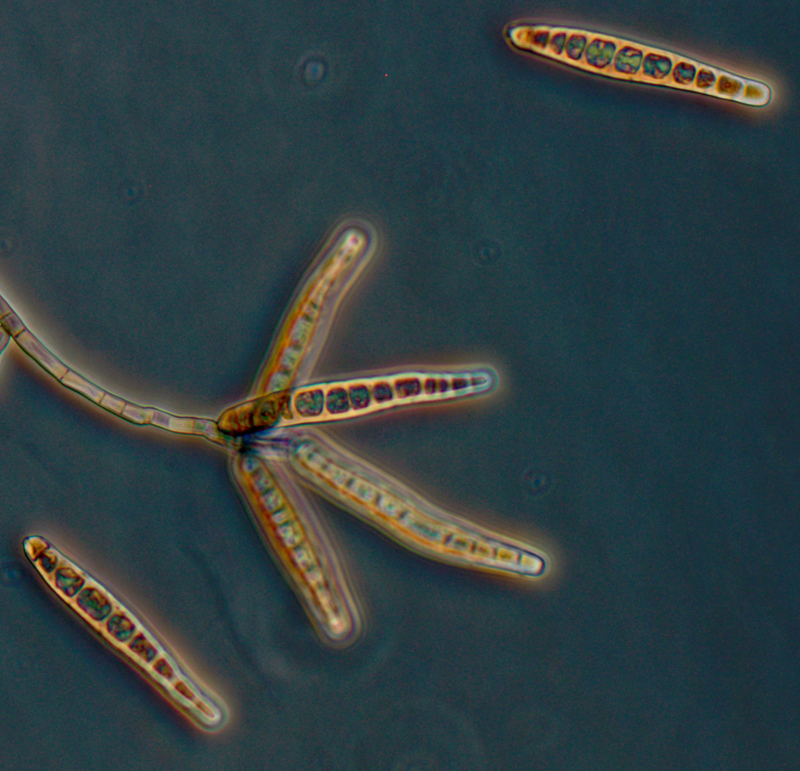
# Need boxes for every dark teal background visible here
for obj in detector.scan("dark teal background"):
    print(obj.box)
[0,1,798,769]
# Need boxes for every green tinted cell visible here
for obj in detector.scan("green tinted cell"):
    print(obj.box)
[409,519,443,541]
[38,550,57,573]
[614,46,642,74]
[348,385,370,410]
[550,33,566,54]
[55,566,84,597]
[586,39,615,68]
[107,613,136,642]
[77,587,112,620]
[672,61,696,84]
[567,35,586,60]
[643,54,672,79]
[129,634,158,662]
[532,30,549,47]
[294,389,323,417]
[373,382,393,402]
[326,388,350,414]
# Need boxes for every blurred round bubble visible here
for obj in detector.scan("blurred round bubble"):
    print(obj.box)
[258,20,380,122]
[117,179,144,205]
[521,467,556,498]
[342,698,487,771]
[299,55,328,88]
[0,233,17,258]
[227,574,401,689]
[0,561,23,587]
[502,699,569,763]
[472,238,501,266]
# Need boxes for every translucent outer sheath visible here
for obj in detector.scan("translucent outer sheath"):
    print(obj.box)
[505,21,773,107]
[250,221,377,397]
[223,219,376,645]
[0,295,224,445]
[229,452,361,645]
[287,430,548,578]
[2,215,549,651]
[218,368,496,436]
[22,536,227,731]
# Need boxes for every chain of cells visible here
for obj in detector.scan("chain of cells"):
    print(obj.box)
[505,21,773,107]
[23,536,227,731]
[1,218,549,667]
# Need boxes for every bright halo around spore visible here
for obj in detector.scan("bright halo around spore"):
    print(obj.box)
[23,535,228,732]
[1,217,551,651]
[505,21,773,107]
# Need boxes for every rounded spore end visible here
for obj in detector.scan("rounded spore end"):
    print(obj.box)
[194,697,229,733]
[519,551,547,577]
[22,535,50,563]
[319,611,361,649]
[505,23,529,51]
[471,367,498,394]
[341,227,370,254]
[743,80,772,107]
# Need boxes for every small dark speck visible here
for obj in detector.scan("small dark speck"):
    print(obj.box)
[472,238,501,266]
[521,467,556,498]
[0,562,23,587]
[117,179,145,205]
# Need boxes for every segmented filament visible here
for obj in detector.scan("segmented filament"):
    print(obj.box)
[505,21,773,107]
[218,368,496,436]
[23,536,227,731]
[3,214,548,653]
[288,431,548,578]
[228,452,361,646]
[0,295,224,445]
[252,222,377,396]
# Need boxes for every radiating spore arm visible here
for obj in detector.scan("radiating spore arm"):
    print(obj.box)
[228,452,362,646]
[218,367,496,436]
[251,221,377,397]
[288,430,548,579]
